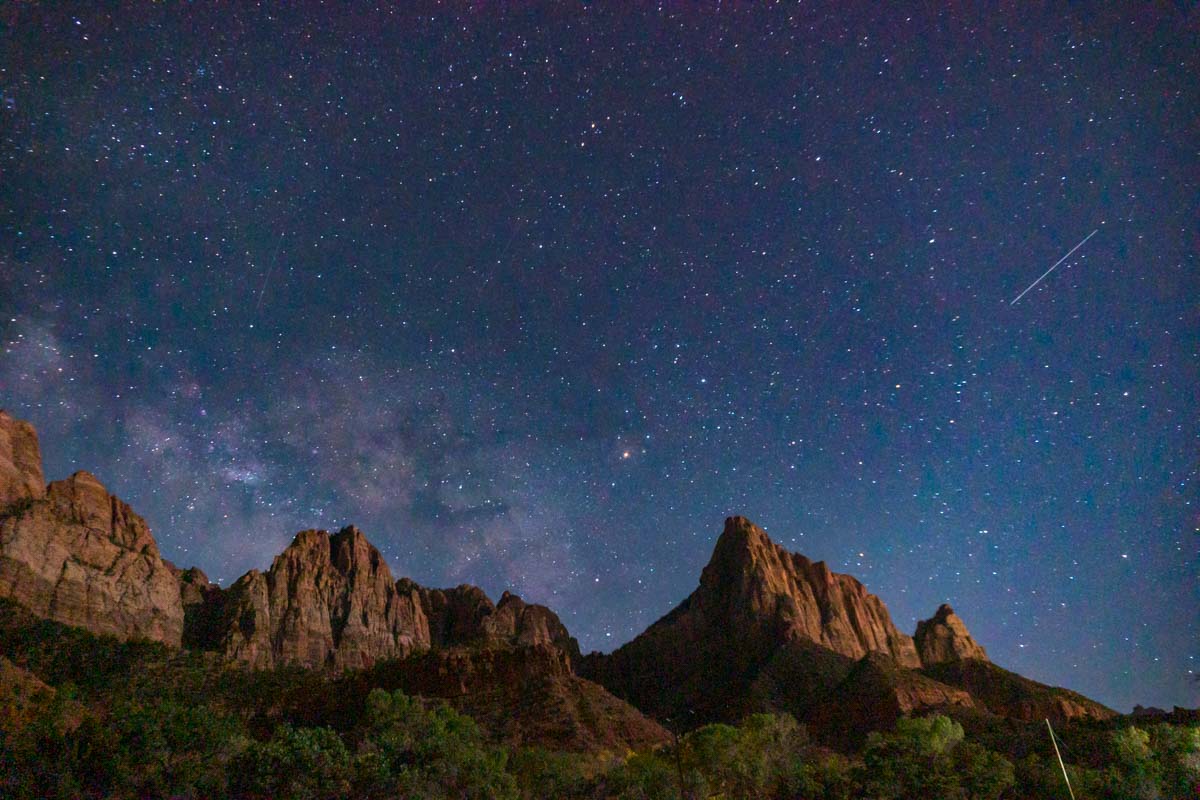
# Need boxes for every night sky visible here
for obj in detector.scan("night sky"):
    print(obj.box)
[2,3,1197,713]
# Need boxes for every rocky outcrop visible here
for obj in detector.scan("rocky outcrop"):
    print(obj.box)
[212,527,431,669]
[0,413,584,674]
[581,516,920,725]
[915,604,988,666]
[200,553,583,669]
[0,422,185,646]
[169,565,228,650]
[415,583,581,663]
[0,411,44,508]
[486,591,581,660]
[413,582,493,646]
[47,471,160,557]
[699,517,920,665]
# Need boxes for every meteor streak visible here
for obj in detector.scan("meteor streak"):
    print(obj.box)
[1010,228,1098,306]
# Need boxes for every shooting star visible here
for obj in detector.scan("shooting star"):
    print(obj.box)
[255,231,285,311]
[1010,228,1098,306]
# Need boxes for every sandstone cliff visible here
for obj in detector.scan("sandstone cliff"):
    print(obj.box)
[195,530,584,670]
[0,411,1117,741]
[0,413,184,645]
[0,412,580,674]
[0,411,44,507]
[699,516,920,665]
[580,516,921,725]
[914,603,989,666]
[212,526,430,669]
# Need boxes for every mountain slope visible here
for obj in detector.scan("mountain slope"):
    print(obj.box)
[922,658,1115,723]
[580,516,922,725]
[0,410,1117,749]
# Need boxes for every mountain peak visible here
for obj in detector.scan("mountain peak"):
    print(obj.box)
[915,603,988,666]
[702,515,775,580]
[722,514,766,540]
[693,517,918,662]
[718,515,772,549]
[226,524,423,669]
[582,517,922,725]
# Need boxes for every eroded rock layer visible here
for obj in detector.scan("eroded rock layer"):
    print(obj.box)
[415,583,581,663]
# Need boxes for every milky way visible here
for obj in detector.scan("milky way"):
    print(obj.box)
[2,3,1197,712]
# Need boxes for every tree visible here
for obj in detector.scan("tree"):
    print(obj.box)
[860,715,962,799]
[1147,723,1200,799]
[354,688,517,800]
[1100,724,1200,800]
[510,747,590,800]
[859,715,1013,800]
[678,713,808,799]
[231,724,353,800]
[603,751,680,800]
[953,739,1016,800]
[791,752,856,800]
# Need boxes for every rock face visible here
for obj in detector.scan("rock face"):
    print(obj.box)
[415,583,581,663]
[171,565,227,650]
[699,517,920,665]
[0,470,184,645]
[581,516,920,725]
[914,603,989,666]
[0,412,583,674]
[213,527,431,669]
[197,531,583,670]
[0,412,184,645]
[0,411,44,507]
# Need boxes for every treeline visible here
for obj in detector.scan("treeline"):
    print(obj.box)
[1,600,1196,799]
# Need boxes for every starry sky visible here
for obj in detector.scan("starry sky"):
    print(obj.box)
[2,2,1197,713]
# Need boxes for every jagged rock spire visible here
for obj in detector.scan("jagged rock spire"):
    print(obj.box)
[914,603,989,665]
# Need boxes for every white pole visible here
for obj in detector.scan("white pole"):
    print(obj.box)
[1046,718,1076,800]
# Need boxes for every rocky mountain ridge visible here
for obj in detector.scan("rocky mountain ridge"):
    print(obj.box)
[578,515,1114,729]
[0,410,1114,747]
[0,410,581,670]
[0,410,663,751]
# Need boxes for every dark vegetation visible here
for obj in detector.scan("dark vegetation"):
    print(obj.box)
[1,600,1196,799]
